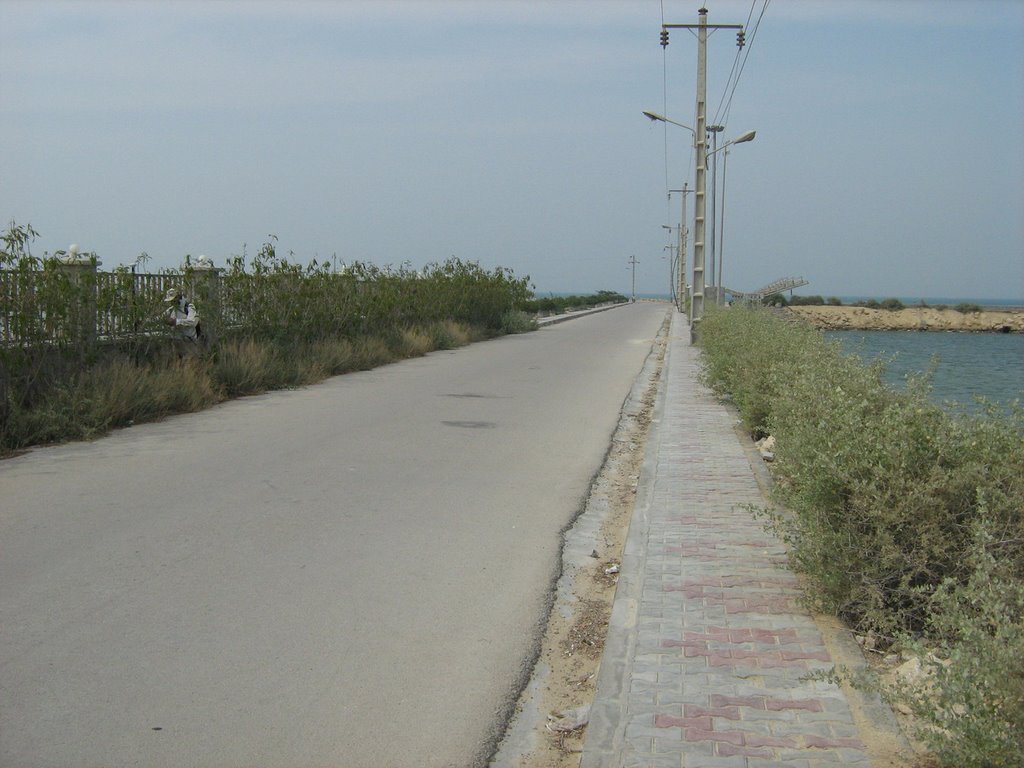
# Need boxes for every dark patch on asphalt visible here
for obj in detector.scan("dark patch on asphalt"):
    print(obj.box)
[441,420,497,429]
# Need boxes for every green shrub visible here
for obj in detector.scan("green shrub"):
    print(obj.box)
[760,292,788,306]
[2,223,535,452]
[697,304,1024,766]
[700,305,1024,634]
[500,310,538,334]
[423,320,465,350]
[769,367,1023,637]
[850,297,906,310]
[697,303,822,438]
[954,302,983,314]
[520,291,627,315]
[885,515,1024,766]
[789,295,825,306]
[827,296,843,306]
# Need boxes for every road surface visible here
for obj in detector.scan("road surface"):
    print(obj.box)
[0,302,669,767]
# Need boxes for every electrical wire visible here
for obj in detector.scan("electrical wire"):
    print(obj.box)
[717,0,770,127]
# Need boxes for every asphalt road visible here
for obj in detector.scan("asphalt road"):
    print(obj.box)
[0,302,670,768]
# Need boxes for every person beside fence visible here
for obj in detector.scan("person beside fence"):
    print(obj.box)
[163,287,204,356]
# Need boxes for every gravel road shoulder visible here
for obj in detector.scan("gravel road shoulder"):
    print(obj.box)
[490,315,669,767]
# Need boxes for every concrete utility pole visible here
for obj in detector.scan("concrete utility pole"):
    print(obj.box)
[662,7,744,340]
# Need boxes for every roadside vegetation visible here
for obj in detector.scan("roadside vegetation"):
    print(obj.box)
[697,303,1024,767]
[521,290,628,315]
[767,294,988,314]
[2,222,541,454]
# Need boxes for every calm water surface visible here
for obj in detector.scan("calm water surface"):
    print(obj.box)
[826,330,1023,413]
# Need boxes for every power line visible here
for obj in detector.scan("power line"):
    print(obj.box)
[718,0,770,127]
[711,14,747,127]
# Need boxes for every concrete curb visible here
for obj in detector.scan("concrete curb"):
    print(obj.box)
[580,314,675,766]
[535,302,631,326]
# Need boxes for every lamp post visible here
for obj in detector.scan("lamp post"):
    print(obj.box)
[662,224,680,306]
[706,124,724,304]
[706,129,756,304]
[668,186,691,313]
[628,254,638,302]
[643,110,695,317]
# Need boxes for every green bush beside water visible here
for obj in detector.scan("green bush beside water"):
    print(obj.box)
[697,303,1024,766]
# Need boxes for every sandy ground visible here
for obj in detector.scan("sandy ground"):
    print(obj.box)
[786,304,1024,332]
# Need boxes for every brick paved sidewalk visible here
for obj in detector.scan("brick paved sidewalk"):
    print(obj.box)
[582,313,881,768]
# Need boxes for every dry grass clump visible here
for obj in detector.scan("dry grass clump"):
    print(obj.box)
[212,338,279,396]
[428,320,474,349]
[396,327,434,358]
[0,319,499,454]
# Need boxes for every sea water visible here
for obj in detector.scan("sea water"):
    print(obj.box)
[826,330,1023,414]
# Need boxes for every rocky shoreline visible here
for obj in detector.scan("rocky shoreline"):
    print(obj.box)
[787,305,1023,333]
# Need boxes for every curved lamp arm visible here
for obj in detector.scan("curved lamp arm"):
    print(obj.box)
[642,110,696,138]
[707,130,756,157]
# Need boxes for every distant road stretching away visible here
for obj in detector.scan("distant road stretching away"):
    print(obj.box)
[1,302,670,768]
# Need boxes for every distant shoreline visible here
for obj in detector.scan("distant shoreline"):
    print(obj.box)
[787,305,1024,333]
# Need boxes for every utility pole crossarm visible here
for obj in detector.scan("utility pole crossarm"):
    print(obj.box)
[662,23,743,30]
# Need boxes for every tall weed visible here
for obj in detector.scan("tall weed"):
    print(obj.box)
[3,358,220,448]
[212,339,282,396]
[394,327,434,358]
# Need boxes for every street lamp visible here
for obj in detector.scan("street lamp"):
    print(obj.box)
[642,110,695,137]
[662,225,680,306]
[627,255,639,302]
[668,188,692,313]
[708,130,756,150]
[706,125,724,301]
[707,129,756,304]
[643,111,694,313]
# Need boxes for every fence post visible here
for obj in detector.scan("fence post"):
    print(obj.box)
[59,249,98,347]
[190,258,222,344]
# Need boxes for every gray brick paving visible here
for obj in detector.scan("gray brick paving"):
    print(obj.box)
[581,314,883,767]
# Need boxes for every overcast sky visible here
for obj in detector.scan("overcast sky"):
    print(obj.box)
[2,0,1022,300]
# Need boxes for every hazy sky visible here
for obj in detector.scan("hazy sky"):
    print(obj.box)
[2,0,1022,300]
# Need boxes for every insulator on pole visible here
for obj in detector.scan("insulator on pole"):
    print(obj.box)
[736,30,745,48]
[660,28,669,47]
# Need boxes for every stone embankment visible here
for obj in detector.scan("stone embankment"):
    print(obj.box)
[787,305,1024,332]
